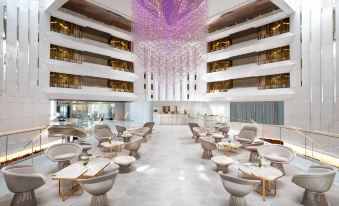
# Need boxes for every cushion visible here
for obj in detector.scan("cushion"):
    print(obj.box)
[264,154,288,162]
[113,156,136,166]
[211,156,234,166]
[81,145,92,150]
[54,153,77,160]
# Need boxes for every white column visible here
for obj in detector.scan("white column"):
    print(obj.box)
[5,0,18,96]
[18,0,29,97]
[0,0,3,95]
[29,0,39,90]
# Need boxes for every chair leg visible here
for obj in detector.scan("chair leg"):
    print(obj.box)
[129,150,140,159]
[195,137,200,143]
[301,190,329,206]
[91,194,108,206]
[249,151,259,162]
[11,190,36,206]
[270,162,285,175]
[202,150,212,160]
[217,164,229,173]
[230,195,246,206]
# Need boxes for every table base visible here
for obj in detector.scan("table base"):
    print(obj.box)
[255,179,277,201]
[59,180,83,201]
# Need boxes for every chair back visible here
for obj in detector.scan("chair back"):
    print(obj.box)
[200,137,217,150]
[63,128,88,138]
[94,124,114,138]
[258,144,295,163]
[45,143,82,161]
[239,126,257,141]
[78,171,118,195]
[188,123,199,134]
[143,122,155,129]
[219,172,260,195]
[124,136,143,150]
[116,125,127,133]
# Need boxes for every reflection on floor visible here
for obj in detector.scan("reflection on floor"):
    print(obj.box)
[0,124,338,206]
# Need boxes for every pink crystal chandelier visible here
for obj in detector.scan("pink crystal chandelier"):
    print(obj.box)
[132,0,207,83]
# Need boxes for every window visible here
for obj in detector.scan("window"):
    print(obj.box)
[230,101,284,125]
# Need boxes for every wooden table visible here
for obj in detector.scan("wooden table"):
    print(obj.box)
[238,163,283,201]
[217,141,242,155]
[52,159,111,201]
[101,141,125,158]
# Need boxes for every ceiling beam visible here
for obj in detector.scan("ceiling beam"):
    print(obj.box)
[270,0,294,15]
[44,0,69,14]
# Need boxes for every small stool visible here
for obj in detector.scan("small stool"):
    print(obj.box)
[113,156,136,173]
[212,134,224,143]
[121,133,133,143]
[211,156,234,173]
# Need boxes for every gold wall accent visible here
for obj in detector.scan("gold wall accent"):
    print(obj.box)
[50,72,82,89]
[50,44,83,63]
[257,46,290,65]
[108,36,131,51]
[207,60,232,73]
[109,80,134,93]
[163,106,170,113]
[258,18,290,39]
[258,73,290,90]
[108,59,134,72]
[207,80,233,93]
[208,37,232,52]
[50,17,82,38]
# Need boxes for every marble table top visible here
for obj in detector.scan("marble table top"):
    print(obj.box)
[101,141,125,148]
[238,163,283,181]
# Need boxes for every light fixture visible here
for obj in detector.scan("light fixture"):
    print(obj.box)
[132,0,207,83]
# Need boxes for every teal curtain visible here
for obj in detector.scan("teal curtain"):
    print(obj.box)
[230,101,284,125]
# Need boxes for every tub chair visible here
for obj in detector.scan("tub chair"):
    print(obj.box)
[124,136,143,159]
[192,127,207,143]
[200,137,217,160]
[94,124,116,147]
[234,126,257,144]
[45,143,82,169]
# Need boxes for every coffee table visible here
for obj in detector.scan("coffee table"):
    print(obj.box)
[101,141,125,158]
[212,133,224,143]
[52,159,111,201]
[217,141,242,155]
[121,133,133,142]
[238,163,283,201]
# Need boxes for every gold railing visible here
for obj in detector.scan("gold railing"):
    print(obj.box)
[207,80,233,93]
[109,36,131,51]
[258,18,290,39]
[50,72,82,89]
[50,44,83,63]
[208,37,232,52]
[109,80,134,93]
[108,59,134,73]
[258,73,290,90]
[207,60,232,73]
[257,46,290,65]
[50,16,83,38]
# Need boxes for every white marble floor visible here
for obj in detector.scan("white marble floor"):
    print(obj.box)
[0,124,338,206]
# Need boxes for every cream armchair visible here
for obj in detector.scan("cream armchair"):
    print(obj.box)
[188,123,199,139]
[219,172,260,206]
[2,165,45,206]
[192,127,207,143]
[124,136,143,159]
[94,124,116,147]
[143,122,155,134]
[116,125,127,137]
[234,126,257,144]
[130,127,150,143]
[78,171,118,206]
[200,137,217,159]
[45,143,82,169]
[258,144,295,174]
[218,126,230,138]
[292,165,336,206]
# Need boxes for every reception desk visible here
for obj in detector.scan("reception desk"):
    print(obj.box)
[153,113,188,125]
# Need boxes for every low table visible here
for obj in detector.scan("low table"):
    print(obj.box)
[121,133,133,142]
[101,141,125,159]
[212,133,224,143]
[218,141,242,155]
[211,156,233,173]
[113,156,136,173]
[238,163,283,201]
[52,159,111,201]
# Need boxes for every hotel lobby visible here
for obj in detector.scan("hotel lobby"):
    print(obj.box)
[0,0,339,206]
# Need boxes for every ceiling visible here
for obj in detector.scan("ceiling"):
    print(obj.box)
[60,0,280,32]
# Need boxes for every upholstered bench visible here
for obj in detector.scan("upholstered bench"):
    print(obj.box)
[113,156,136,173]
[211,156,234,173]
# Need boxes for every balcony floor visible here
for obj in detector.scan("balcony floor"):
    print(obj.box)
[0,124,338,206]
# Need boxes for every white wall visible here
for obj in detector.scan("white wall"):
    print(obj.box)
[0,0,50,133]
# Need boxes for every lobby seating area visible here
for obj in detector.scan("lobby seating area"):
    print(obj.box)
[0,123,338,206]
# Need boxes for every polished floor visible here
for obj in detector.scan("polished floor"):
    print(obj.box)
[0,124,339,206]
